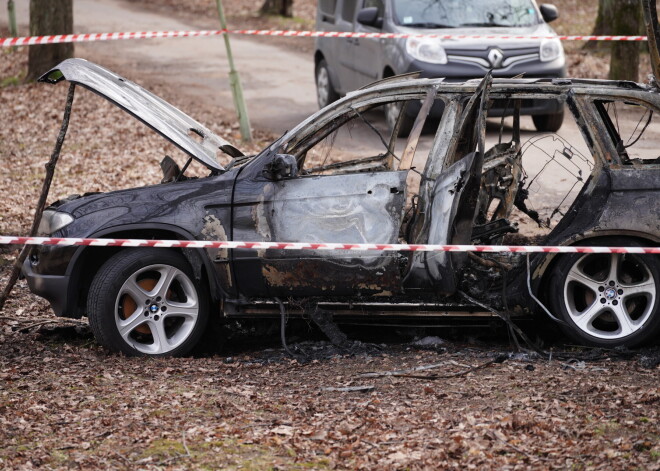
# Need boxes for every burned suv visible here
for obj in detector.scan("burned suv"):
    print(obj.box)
[23,59,659,356]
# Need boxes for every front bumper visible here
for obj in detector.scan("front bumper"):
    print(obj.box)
[22,258,71,317]
[403,57,566,118]
[404,56,566,81]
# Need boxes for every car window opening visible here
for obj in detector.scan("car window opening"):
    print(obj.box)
[491,98,594,245]
[597,100,660,165]
[295,99,430,177]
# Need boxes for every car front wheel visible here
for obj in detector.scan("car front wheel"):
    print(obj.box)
[87,249,209,356]
[532,109,564,132]
[549,240,660,347]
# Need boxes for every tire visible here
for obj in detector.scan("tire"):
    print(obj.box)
[87,248,209,357]
[315,59,339,109]
[384,101,415,138]
[548,238,660,348]
[532,109,564,132]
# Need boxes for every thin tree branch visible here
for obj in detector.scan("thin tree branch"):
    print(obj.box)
[0,83,76,311]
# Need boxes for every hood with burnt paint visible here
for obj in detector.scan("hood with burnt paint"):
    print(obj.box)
[50,169,238,240]
[39,59,243,172]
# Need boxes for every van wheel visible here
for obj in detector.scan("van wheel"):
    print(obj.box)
[87,249,209,357]
[315,59,339,109]
[384,101,415,138]
[548,239,660,347]
[532,109,564,132]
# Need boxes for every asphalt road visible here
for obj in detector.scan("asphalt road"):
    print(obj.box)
[2,0,317,133]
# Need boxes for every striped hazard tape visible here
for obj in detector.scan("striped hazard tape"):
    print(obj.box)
[0,236,658,254]
[0,29,650,47]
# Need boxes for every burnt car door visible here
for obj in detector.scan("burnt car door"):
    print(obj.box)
[229,97,435,299]
[234,170,407,298]
[404,74,492,294]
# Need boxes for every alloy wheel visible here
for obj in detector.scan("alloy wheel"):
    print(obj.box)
[562,253,656,340]
[115,264,200,354]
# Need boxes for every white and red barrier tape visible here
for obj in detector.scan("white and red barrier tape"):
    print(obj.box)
[0,236,658,254]
[0,29,650,47]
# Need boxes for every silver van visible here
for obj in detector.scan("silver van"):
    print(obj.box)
[314,0,566,132]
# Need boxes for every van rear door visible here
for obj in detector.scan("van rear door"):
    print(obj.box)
[352,0,387,87]
[316,0,358,95]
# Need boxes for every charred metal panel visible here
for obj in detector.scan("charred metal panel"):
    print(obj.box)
[231,164,408,298]
[598,191,660,238]
[201,214,234,292]
[267,173,406,247]
[609,167,660,191]
[595,168,660,238]
[404,153,477,293]
[26,172,238,316]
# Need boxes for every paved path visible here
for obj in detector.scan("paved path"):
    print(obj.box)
[2,0,317,134]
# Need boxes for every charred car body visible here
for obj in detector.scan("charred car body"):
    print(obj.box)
[23,58,660,356]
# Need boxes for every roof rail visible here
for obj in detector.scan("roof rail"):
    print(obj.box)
[358,71,424,90]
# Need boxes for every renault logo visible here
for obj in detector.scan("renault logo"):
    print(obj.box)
[488,48,505,68]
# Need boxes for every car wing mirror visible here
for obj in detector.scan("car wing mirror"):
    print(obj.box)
[160,155,180,183]
[263,154,299,181]
[357,7,383,28]
[539,4,559,23]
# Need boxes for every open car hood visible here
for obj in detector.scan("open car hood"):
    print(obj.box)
[39,59,243,172]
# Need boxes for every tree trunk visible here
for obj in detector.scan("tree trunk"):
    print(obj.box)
[642,0,660,85]
[26,0,74,82]
[609,0,643,81]
[585,0,614,50]
[591,0,613,36]
[260,0,293,17]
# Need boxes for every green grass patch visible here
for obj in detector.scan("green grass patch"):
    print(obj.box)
[1,74,22,88]
[138,437,331,470]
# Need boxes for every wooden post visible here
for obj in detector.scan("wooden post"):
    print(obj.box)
[215,0,252,143]
[7,0,17,37]
[0,84,76,312]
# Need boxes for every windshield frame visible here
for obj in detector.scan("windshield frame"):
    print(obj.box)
[391,0,541,29]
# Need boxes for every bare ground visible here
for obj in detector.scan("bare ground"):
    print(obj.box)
[1,4,660,470]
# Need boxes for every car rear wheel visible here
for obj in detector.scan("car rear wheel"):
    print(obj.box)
[315,59,339,109]
[87,249,209,356]
[549,239,660,347]
[532,109,564,132]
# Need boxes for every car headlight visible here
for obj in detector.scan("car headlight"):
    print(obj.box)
[38,209,74,235]
[406,37,447,65]
[540,38,563,62]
